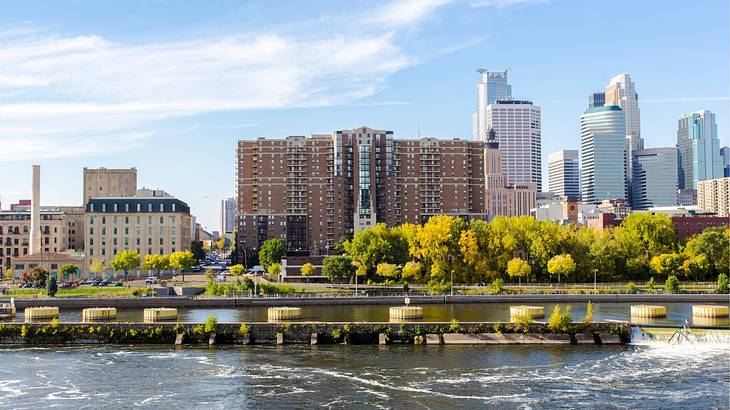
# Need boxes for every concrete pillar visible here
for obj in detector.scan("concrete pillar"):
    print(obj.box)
[310,332,318,345]
[276,332,284,345]
[30,165,41,255]
[378,333,388,345]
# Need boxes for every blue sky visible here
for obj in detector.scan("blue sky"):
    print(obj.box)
[0,0,727,232]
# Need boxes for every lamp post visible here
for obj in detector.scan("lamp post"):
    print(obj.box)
[593,269,598,294]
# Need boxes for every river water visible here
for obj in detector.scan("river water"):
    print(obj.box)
[8,302,730,326]
[0,340,728,409]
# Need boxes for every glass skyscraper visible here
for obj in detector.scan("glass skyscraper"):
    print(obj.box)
[631,148,679,209]
[677,110,723,191]
[472,69,512,140]
[580,105,626,204]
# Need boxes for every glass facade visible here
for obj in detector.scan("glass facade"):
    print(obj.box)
[580,105,627,204]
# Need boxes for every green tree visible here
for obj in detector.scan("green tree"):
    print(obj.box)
[258,238,285,268]
[111,250,140,280]
[58,264,78,281]
[649,253,683,277]
[229,264,245,277]
[506,257,531,285]
[322,255,354,284]
[717,273,728,294]
[3,268,13,281]
[169,250,195,282]
[190,240,207,263]
[547,254,576,284]
[89,259,105,277]
[267,262,281,278]
[664,275,680,294]
[143,254,170,277]
[46,276,58,297]
[684,227,730,279]
[376,263,400,279]
[344,223,408,279]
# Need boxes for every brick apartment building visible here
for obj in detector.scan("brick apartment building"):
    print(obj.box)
[236,126,535,256]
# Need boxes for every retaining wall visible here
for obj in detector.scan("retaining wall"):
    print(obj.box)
[0,321,630,346]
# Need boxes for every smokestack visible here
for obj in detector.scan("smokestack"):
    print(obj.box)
[30,165,41,255]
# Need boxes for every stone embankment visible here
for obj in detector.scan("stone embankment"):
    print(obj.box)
[0,321,630,346]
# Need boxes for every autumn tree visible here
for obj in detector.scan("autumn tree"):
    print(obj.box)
[547,254,576,284]
[258,238,285,268]
[169,251,195,282]
[229,264,246,277]
[507,257,531,285]
[143,254,170,277]
[111,250,140,280]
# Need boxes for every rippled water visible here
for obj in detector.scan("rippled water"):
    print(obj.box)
[0,342,727,409]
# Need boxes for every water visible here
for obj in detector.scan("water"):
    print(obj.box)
[9,302,728,326]
[0,340,728,409]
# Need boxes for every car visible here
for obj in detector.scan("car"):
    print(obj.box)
[113,281,123,287]
[99,280,109,286]
[145,276,158,285]
[191,266,201,272]
[69,281,80,287]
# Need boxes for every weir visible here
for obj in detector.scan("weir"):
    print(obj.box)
[629,325,730,345]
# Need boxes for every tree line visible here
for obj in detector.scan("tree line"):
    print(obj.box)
[320,214,729,286]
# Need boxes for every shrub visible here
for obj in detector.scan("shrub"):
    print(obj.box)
[427,279,449,295]
[331,328,342,341]
[547,305,573,333]
[646,277,656,292]
[192,324,205,336]
[238,323,250,336]
[204,316,218,334]
[717,273,729,294]
[488,278,504,295]
[448,319,461,333]
[626,281,636,294]
[582,301,593,323]
[46,276,58,297]
[516,314,533,329]
[664,275,680,294]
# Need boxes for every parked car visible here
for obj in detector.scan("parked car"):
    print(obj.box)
[69,281,80,287]
[99,280,110,286]
[58,281,71,289]
[113,281,123,287]
[191,266,201,272]
[145,276,158,285]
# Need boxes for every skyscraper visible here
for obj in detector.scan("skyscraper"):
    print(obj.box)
[605,73,642,151]
[588,92,605,108]
[719,146,730,178]
[580,105,626,204]
[484,100,542,191]
[631,148,679,210]
[676,110,723,192]
[220,197,237,234]
[472,69,511,140]
[548,150,580,199]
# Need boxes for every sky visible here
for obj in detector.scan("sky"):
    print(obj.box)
[0,0,728,232]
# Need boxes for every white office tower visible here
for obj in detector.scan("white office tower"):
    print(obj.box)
[30,165,41,255]
[220,197,237,234]
[484,100,542,191]
[548,150,580,199]
[580,106,627,204]
[605,73,642,203]
[472,69,511,140]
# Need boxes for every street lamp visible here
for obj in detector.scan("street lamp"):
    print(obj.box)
[593,269,598,294]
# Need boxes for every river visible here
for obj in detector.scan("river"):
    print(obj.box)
[0,339,728,409]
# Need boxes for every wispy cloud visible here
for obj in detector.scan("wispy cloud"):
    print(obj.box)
[0,1,459,161]
[470,0,546,8]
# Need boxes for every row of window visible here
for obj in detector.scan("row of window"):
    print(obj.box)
[89,203,178,213]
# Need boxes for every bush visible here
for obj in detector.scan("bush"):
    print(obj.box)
[448,319,461,333]
[717,273,729,294]
[204,316,218,334]
[626,281,636,294]
[46,276,58,297]
[238,323,250,336]
[132,287,155,297]
[582,301,593,323]
[547,305,573,333]
[488,278,504,295]
[646,277,656,292]
[664,275,680,294]
[427,280,449,295]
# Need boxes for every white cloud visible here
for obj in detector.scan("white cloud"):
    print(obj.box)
[470,0,546,8]
[367,0,454,28]
[0,13,426,161]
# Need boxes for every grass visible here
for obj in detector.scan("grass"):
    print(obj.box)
[2,287,135,298]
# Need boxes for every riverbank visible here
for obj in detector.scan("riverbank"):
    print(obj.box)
[0,321,630,346]
[5,293,729,309]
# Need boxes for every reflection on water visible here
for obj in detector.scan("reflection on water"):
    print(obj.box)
[0,342,727,409]
[4,302,729,327]
[692,316,730,327]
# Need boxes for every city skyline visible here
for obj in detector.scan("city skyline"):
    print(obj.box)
[0,0,728,229]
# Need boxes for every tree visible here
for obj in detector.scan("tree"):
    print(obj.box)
[300,263,315,282]
[684,227,730,279]
[229,264,245,277]
[547,254,576,284]
[22,267,48,287]
[345,223,409,279]
[190,240,207,263]
[89,259,105,277]
[376,263,400,279]
[267,262,281,279]
[46,276,58,297]
[649,253,683,277]
[58,264,78,281]
[664,275,680,294]
[169,251,195,282]
[258,238,285,268]
[143,254,170,277]
[322,255,354,284]
[111,250,140,280]
[401,261,425,283]
[717,273,729,294]
[506,257,531,285]
[3,268,13,281]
